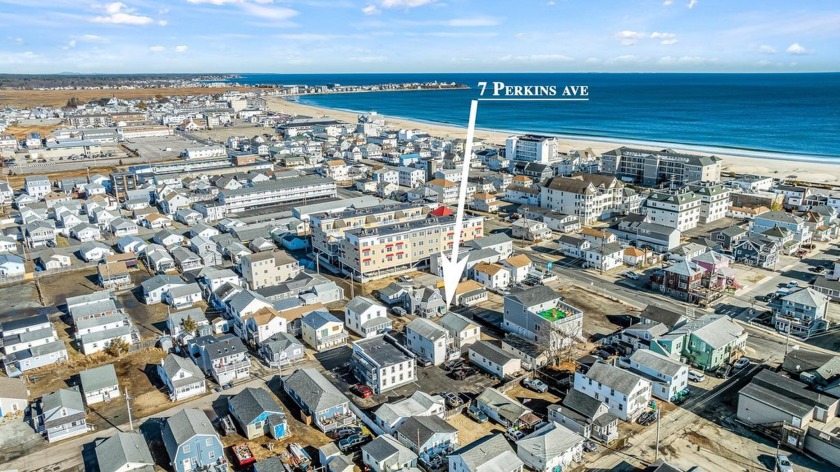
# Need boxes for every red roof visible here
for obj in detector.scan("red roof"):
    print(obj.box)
[430,206,453,217]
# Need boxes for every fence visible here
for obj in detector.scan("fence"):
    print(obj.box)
[348,401,385,437]
[129,337,160,352]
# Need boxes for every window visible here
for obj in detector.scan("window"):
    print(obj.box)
[183,445,191,453]
[206,438,213,446]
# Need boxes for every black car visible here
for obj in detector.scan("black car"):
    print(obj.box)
[327,426,363,440]
[338,434,370,452]
[637,411,657,426]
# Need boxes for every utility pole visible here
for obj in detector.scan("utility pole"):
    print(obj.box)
[125,387,133,430]
[784,317,792,356]
[655,405,660,461]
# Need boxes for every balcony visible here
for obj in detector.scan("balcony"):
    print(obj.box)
[214,358,251,374]
[316,411,357,431]
[318,332,349,346]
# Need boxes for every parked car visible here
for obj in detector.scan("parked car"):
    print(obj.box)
[523,377,549,393]
[391,306,407,316]
[734,357,751,369]
[716,364,733,379]
[786,281,800,288]
[442,392,463,408]
[775,454,794,472]
[582,439,598,452]
[338,434,370,453]
[637,411,657,426]
[327,426,362,440]
[397,275,413,283]
[467,404,488,423]
[622,271,640,280]
[688,370,705,382]
[445,359,464,371]
[351,384,373,398]
[505,428,525,441]
[810,266,826,273]
[451,368,476,381]
[416,357,432,367]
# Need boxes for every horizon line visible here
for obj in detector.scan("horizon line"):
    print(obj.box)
[2,70,840,77]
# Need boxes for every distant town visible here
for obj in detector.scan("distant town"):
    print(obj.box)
[0,84,837,472]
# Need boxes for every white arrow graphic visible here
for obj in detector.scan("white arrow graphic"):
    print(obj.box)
[441,99,479,309]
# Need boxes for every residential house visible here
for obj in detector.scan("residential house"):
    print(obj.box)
[409,287,446,318]
[395,415,459,459]
[502,254,533,284]
[448,434,524,472]
[282,368,357,433]
[171,247,203,272]
[167,307,210,339]
[619,349,689,402]
[651,314,747,371]
[240,251,302,290]
[351,335,416,394]
[258,332,305,369]
[405,318,450,366]
[439,311,481,352]
[188,334,251,385]
[469,340,522,379]
[0,377,29,418]
[610,215,681,252]
[733,235,780,269]
[141,275,186,304]
[301,310,348,352]
[774,287,829,338]
[76,311,135,355]
[35,388,89,443]
[515,422,584,472]
[472,262,511,290]
[228,387,287,440]
[547,389,619,443]
[710,226,748,252]
[344,296,392,338]
[454,280,488,307]
[374,391,446,435]
[158,353,207,401]
[94,432,155,472]
[751,210,812,251]
[164,283,203,309]
[79,241,113,262]
[162,409,226,472]
[510,218,552,242]
[502,286,584,351]
[737,369,839,430]
[362,435,419,472]
[79,364,120,405]
[574,362,652,422]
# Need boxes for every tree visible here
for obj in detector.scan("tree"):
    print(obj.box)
[137,100,147,110]
[66,96,82,108]
[182,315,198,335]
[539,316,586,367]
[771,200,783,211]
[105,337,130,357]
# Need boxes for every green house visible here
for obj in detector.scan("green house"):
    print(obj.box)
[651,314,747,371]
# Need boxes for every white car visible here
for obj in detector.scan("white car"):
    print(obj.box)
[623,271,640,280]
[734,357,751,369]
[505,428,525,441]
[776,454,794,472]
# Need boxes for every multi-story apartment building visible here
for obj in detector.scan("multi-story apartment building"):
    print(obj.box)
[601,147,722,187]
[643,188,702,232]
[351,335,416,394]
[505,135,557,164]
[310,202,434,271]
[573,362,652,421]
[340,214,483,282]
[398,167,425,188]
[373,168,399,186]
[689,182,731,224]
[774,287,829,338]
[540,174,628,224]
[216,175,337,214]
[423,179,460,205]
[502,286,583,351]
[25,175,51,199]
[239,251,301,290]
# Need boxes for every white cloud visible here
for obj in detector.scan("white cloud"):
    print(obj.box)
[650,32,678,45]
[610,55,641,64]
[92,2,154,25]
[786,42,810,55]
[658,55,717,65]
[616,30,645,46]
[186,0,242,4]
[546,1,555,5]
[348,55,387,63]
[362,4,380,15]
[499,54,573,63]
[239,3,298,21]
[158,19,168,26]
[61,39,76,50]
[175,45,189,52]
[149,45,165,52]
[380,0,437,8]
[687,0,697,8]
[80,34,108,42]
[585,57,601,64]
[663,0,673,5]
[13,37,24,45]
[757,44,777,54]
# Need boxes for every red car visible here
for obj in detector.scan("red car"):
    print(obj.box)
[351,384,373,398]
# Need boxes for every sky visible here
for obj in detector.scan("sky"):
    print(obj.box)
[0,0,838,74]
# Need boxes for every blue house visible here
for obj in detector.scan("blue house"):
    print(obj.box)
[162,409,227,472]
[282,368,357,433]
[228,387,288,440]
[399,153,421,167]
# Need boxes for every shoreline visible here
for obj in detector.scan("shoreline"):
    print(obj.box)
[266,96,840,185]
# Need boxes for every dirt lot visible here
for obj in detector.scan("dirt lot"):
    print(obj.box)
[3,123,61,141]
[554,284,634,341]
[0,86,262,108]
[38,266,103,308]
[4,165,117,189]
[447,412,504,446]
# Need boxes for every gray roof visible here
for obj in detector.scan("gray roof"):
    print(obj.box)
[355,336,412,366]
[439,311,476,334]
[163,409,218,455]
[517,422,583,461]
[453,433,523,471]
[79,364,118,393]
[639,305,686,328]
[465,233,512,250]
[283,368,348,413]
[0,313,50,333]
[167,283,202,299]
[192,334,247,360]
[141,274,185,293]
[397,415,457,446]
[629,349,686,377]
[476,387,531,423]
[0,377,29,400]
[740,370,835,419]
[374,391,444,426]
[5,339,67,364]
[95,432,154,472]
[505,285,561,309]
[559,389,609,421]
[160,353,204,388]
[76,312,126,331]
[302,309,342,330]
[671,314,744,349]
[229,387,284,425]
[79,324,133,345]
[42,387,84,415]
[782,287,827,308]
[405,318,447,341]
[362,435,417,466]
[584,362,648,394]
[470,340,519,366]
[346,295,380,314]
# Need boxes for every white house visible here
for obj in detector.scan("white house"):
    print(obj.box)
[516,422,584,472]
[374,391,446,435]
[619,349,689,402]
[405,318,449,366]
[573,362,652,422]
[472,263,510,290]
[301,310,348,352]
[502,254,533,284]
[468,340,522,380]
[449,433,524,472]
[344,296,392,338]
[439,311,481,352]
[158,353,207,401]
[78,364,120,405]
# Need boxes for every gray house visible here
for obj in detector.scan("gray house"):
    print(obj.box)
[502,286,584,351]
[282,368,356,433]
[259,332,305,369]
[548,389,619,443]
[228,387,288,440]
[94,431,155,472]
[158,353,207,402]
[35,387,89,443]
[448,434,524,472]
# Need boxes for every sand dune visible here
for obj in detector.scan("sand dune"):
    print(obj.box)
[267,96,840,185]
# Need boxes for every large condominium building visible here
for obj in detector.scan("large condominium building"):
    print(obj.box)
[506,135,557,164]
[239,250,302,290]
[216,175,337,214]
[310,202,434,271]
[688,182,731,224]
[539,174,630,224]
[643,188,703,232]
[601,147,722,187]
[340,214,484,282]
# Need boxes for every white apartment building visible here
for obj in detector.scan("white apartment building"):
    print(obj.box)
[351,335,416,394]
[239,251,301,289]
[424,179,460,205]
[573,362,652,422]
[506,135,557,164]
[405,318,449,366]
[25,175,51,199]
[373,168,398,186]
[643,189,702,232]
[340,214,483,282]
[398,167,425,188]
[183,146,226,160]
[216,175,337,214]
[322,160,350,181]
[540,174,628,224]
[689,183,731,224]
[620,349,689,402]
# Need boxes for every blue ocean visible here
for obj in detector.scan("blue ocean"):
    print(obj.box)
[230,73,840,160]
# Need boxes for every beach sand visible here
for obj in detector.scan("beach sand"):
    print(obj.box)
[267,96,840,185]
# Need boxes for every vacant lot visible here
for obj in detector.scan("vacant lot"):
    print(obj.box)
[447,413,504,446]
[3,123,61,141]
[38,266,103,308]
[554,284,633,340]
[0,86,262,108]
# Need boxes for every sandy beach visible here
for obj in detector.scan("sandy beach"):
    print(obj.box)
[267,96,840,186]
